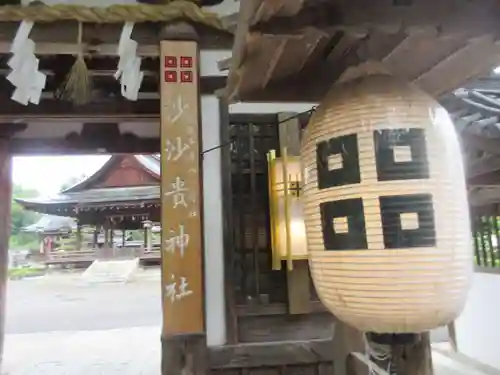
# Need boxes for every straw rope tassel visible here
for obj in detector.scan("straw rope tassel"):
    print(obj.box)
[58,21,91,105]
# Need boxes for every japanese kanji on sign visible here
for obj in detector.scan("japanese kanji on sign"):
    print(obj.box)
[160,40,204,336]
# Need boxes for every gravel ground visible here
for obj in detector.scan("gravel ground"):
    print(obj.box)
[4,270,162,375]
[6,270,162,334]
[4,327,161,375]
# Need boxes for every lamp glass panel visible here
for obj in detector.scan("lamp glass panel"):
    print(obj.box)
[272,157,302,196]
[271,157,307,259]
[276,198,308,259]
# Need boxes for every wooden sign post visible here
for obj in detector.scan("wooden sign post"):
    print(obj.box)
[160,24,206,375]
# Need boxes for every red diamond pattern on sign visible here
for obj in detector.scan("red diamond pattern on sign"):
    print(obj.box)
[165,70,177,83]
[180,56,193,69]
[165,56,177,68]
[180,71,193,83]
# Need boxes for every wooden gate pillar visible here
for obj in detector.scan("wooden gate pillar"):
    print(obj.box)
[159,22,207,375]
[0,139,12,372]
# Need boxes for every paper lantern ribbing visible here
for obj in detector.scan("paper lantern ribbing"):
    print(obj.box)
[301,74,473,333]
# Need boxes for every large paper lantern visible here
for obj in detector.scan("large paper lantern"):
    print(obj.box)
[301,74,473,333]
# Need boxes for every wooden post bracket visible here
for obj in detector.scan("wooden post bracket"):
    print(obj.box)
[278,112,311,315]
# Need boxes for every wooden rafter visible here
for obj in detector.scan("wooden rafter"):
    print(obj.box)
[414,36,500,97]
[462,132,500,155]
[250,0,305,25]
[248,0,500,36]
[467,155,500,178]
[225,0,500,102]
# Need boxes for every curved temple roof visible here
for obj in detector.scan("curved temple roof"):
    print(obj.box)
[61,154,160,193]
[16,155,161,216]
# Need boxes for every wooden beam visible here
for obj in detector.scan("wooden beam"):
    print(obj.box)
[469,186,500,207]
[208,338,335,368]
[249,0,500,37]
[250,0,305,25]
[0,21,233,51]
[468,169,500,185]
[229,0,260,70]
[0,75,226,99]
[333,321,368,375]
[393,333,434,375]
[231,29,408,102]
[467,156,500,179]
[0,41,231,57]
[453,112,483,132]
[278,112,311,315]
[0,76,225,120]
[0,72,159,97]
[462,132,500,155]
[413,36,500,97]
[261,39,288,88]
[1,114,158,124]
[250,3,338,35]
[224,0,261,99]
[0,42,158,56]
[377,27,469,81]
[226,0,500,102]
[8,137,159,155]
[0,98,160,120]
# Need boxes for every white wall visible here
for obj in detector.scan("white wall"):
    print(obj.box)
[200,50,232,77]
[201,95,226,347]
[229,102,317,114]
[456,271,500,369]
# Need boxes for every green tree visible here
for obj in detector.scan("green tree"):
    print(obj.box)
[10,185,40,250]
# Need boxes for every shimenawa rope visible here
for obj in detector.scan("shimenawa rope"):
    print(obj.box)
[0,1,224,30]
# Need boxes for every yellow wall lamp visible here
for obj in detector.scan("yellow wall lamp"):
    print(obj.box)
[267,148,307,271]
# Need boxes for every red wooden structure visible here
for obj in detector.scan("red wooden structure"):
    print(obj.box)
[16,154,162,265]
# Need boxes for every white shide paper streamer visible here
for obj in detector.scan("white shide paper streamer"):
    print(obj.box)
[8,20,47,105]
[115,22,144,101]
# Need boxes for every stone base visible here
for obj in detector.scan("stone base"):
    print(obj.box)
[161,334,207,375]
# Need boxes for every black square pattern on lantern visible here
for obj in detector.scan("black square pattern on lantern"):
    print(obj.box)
[316,134,361,190]
[374,128,429,181]
[320,198,368,251]
[379,194,436,249]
